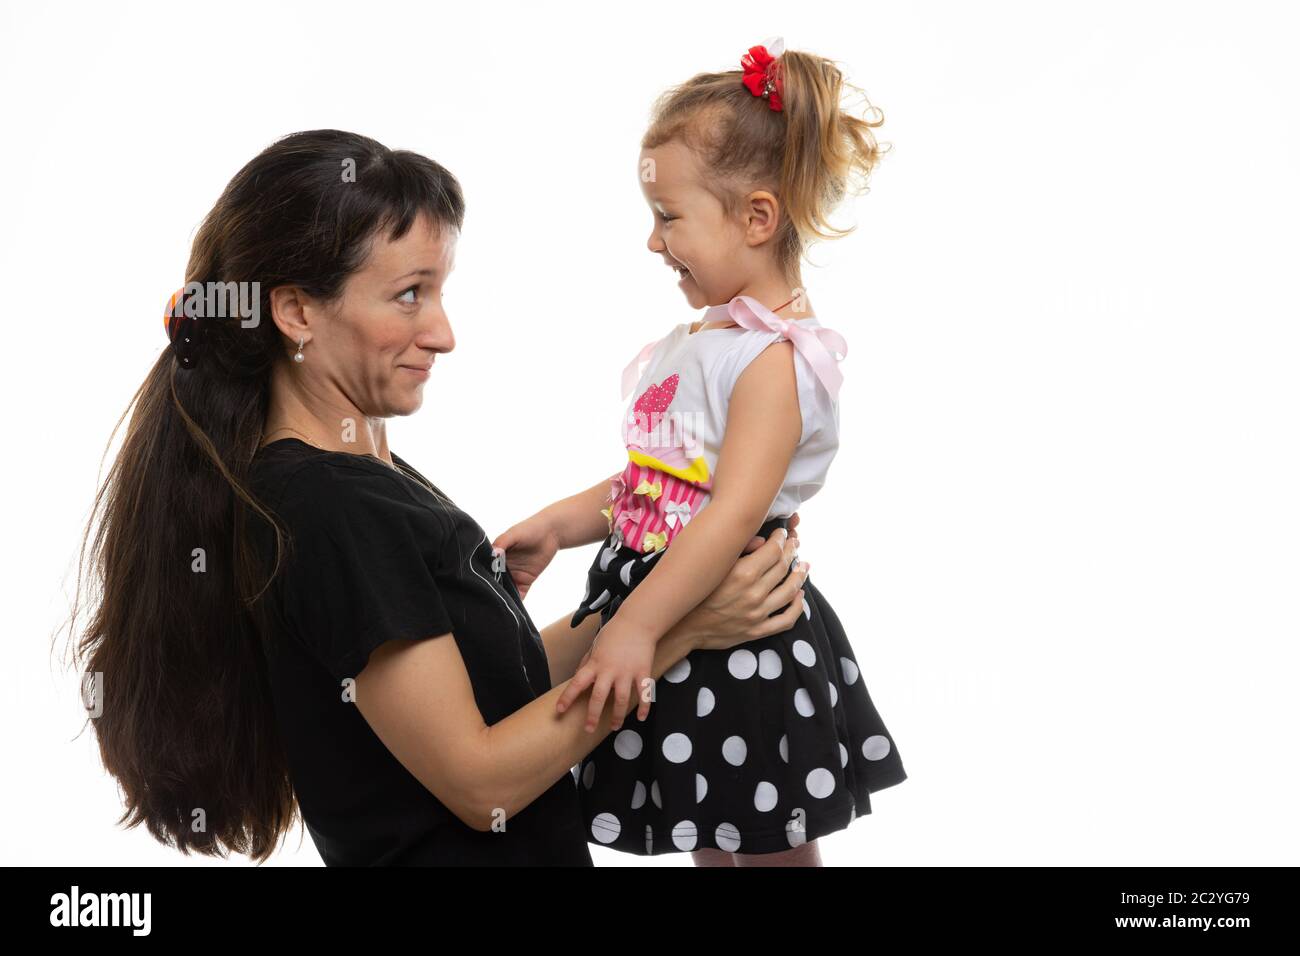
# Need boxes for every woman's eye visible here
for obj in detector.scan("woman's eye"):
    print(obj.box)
[397,285,419,304]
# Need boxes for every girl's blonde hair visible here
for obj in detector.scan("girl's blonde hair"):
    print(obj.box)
[643,47,887,281]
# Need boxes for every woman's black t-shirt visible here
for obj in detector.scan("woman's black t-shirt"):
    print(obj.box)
[248,438,592,866]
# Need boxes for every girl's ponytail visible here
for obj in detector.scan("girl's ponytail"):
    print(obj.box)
[776,51,887,269]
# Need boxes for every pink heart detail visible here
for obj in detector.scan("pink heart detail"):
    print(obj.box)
[632,374,678,431]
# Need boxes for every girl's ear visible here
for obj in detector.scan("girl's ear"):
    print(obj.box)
[743,190,781,246]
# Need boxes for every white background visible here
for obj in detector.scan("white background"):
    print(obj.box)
[2,0,1296,866]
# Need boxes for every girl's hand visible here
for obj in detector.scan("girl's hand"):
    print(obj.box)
[491,513,562,600]
[556,618,658,733]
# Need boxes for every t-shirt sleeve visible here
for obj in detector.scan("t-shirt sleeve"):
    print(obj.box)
[713,329,823,446]
[273,461,456,683]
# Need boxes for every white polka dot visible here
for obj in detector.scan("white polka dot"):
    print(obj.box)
[664,658,691,683]
[792,639,816,667]
[840,657,859,685]
[614,729,642,759]
[651,780,662,809]
[862,735,892,760]
[715,822,742,852]
[828,681,838,708]
[839,743,849,768]
[794,688,816,716]
[591,812,620,844]
[778,734,789,763]
[806,768,836,799]
[599,546,619,571]
[696,773,708,803]
[645,825,654,854]
[802,596,811,620]
[786,811,807,848]
[671,820,698,851]
[619,559,637,587]
[754,781,779,812]
[696,687,715,717]
[728,649,758,679]
[631,781,647,809]
[662,733,692,763]
[722,735,748,766]
[582,762,595,789]
[758,649,783,679]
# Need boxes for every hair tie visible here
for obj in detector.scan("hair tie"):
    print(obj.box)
[163,286,207,369]
[741,36,785,111]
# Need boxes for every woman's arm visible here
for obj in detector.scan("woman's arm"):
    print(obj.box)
[540,612,602,688]
[352,528,807,832]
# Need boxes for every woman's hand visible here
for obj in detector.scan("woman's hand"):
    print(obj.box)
[491,512,562,600]
[677,521,808,652]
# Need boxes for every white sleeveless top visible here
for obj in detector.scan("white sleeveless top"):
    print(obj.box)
[606,302,847,554]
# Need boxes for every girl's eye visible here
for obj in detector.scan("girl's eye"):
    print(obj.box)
[397,285,419,304]
[658,211,676,223]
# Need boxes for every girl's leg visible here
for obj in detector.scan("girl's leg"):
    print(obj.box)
[732,840,823,867]
[691,848,738,867]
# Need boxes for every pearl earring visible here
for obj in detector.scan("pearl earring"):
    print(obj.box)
[293,336,305,363]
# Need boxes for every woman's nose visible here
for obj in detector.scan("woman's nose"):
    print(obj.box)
[419,309,455,354]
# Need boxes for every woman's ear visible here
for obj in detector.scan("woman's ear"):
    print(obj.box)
[269,285,312,343]
[743,189,781,246]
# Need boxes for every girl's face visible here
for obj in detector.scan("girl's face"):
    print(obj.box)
[288,212,457,420]
[639,140,752,310]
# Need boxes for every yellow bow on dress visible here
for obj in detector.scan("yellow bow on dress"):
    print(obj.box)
[633,479,663,501]
[642,530,668,552]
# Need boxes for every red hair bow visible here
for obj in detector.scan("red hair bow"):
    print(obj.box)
[741,40,784,112]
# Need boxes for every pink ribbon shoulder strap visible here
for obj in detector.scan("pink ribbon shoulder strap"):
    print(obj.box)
[703,295,849,401]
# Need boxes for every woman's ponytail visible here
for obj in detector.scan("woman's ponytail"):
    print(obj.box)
[60,129,465,861]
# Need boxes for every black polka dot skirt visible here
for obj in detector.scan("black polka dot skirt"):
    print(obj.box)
[568,516,908,856]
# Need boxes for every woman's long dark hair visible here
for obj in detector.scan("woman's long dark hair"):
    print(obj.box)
[60,130,465,861]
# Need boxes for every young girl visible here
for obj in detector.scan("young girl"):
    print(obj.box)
[492,38,906,865]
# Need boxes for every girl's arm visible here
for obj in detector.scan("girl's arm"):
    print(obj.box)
[536,509,805,687]
[603,340,804,646]
[492,475,619,600]
[539,475,617,550]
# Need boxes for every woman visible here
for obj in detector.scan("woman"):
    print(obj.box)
[68,130,809,866]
